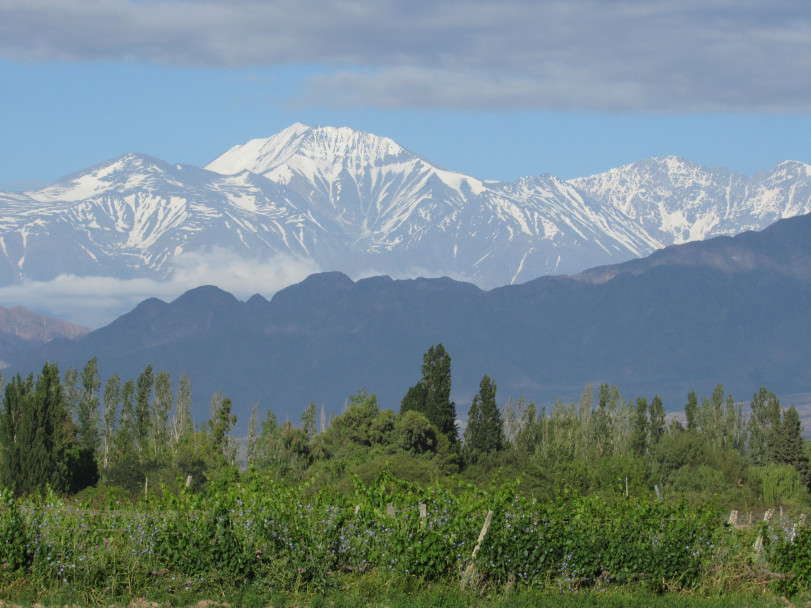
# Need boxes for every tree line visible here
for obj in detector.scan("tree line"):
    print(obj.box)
[0,344,809,505]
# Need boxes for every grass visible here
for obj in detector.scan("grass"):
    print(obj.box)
[0,574,793,608]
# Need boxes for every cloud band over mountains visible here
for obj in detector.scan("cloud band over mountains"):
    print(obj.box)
[0,249,320,328]
[1,0,809,112]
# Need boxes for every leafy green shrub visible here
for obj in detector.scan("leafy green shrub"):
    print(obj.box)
[0,490,32,572]
[765,520,811,596]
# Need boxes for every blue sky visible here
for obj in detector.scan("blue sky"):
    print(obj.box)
[1,0,810,191]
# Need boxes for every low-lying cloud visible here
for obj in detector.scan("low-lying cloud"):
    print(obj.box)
[0,248,321,328]
[1,0,809,112]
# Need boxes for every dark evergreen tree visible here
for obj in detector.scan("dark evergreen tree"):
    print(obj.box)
[400,382,428,414]
[400,344,458,444]
[463,374,504,463]
[774,405,811,488]
[0,373,31,492]
[0,364,75,495]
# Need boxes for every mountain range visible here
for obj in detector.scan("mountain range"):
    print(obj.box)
[0,306,88,368]
[1,124,810,326]
[11,212,811,428]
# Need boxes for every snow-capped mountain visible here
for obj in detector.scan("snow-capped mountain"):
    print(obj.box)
[205,123,657,283]
[0,152,344,285]
[570,156,811,245]
[1,123,810,308]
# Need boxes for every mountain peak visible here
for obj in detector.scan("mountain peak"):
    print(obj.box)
[205,123,411,178]
[29,152,178,203]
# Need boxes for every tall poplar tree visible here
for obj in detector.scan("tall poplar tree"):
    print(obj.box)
[171,373,193,449]
[72,357,101,489]
[151,370,173,460]
[648,395,666,446]
[463,374,504,463]
[685,391,699,432]
[631,397,649,456]
[400,344,458,444]
[135,365,153,458]
[101,373,121,471]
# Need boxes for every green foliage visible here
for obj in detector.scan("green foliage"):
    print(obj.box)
[401,344,458,445]
[151,369,173,461]
[750,464,805,504]
[301,401,317,441]
[0,364,76,495]
[772,406,811,488]
[0,468,798,605]
[631,397,648,456]
[207,392,237,466]
[685,391,698,432]
[396,410,439,454]
[747,387,781,465]
[478,490,723,592]
[464,374,504,464]
[328,389,381,448]
[767,521,811,596]
[135,364,153,457]
[3,348,810,605]
[0,490,33,571]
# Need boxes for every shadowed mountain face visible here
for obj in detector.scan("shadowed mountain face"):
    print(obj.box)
[11,213,811,428]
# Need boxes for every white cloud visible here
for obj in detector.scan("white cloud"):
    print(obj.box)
[0,248,321,328]
[1,0,810,112]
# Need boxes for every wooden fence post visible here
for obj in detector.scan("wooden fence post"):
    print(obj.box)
[754,509,775,555]
[462,510,494,589]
